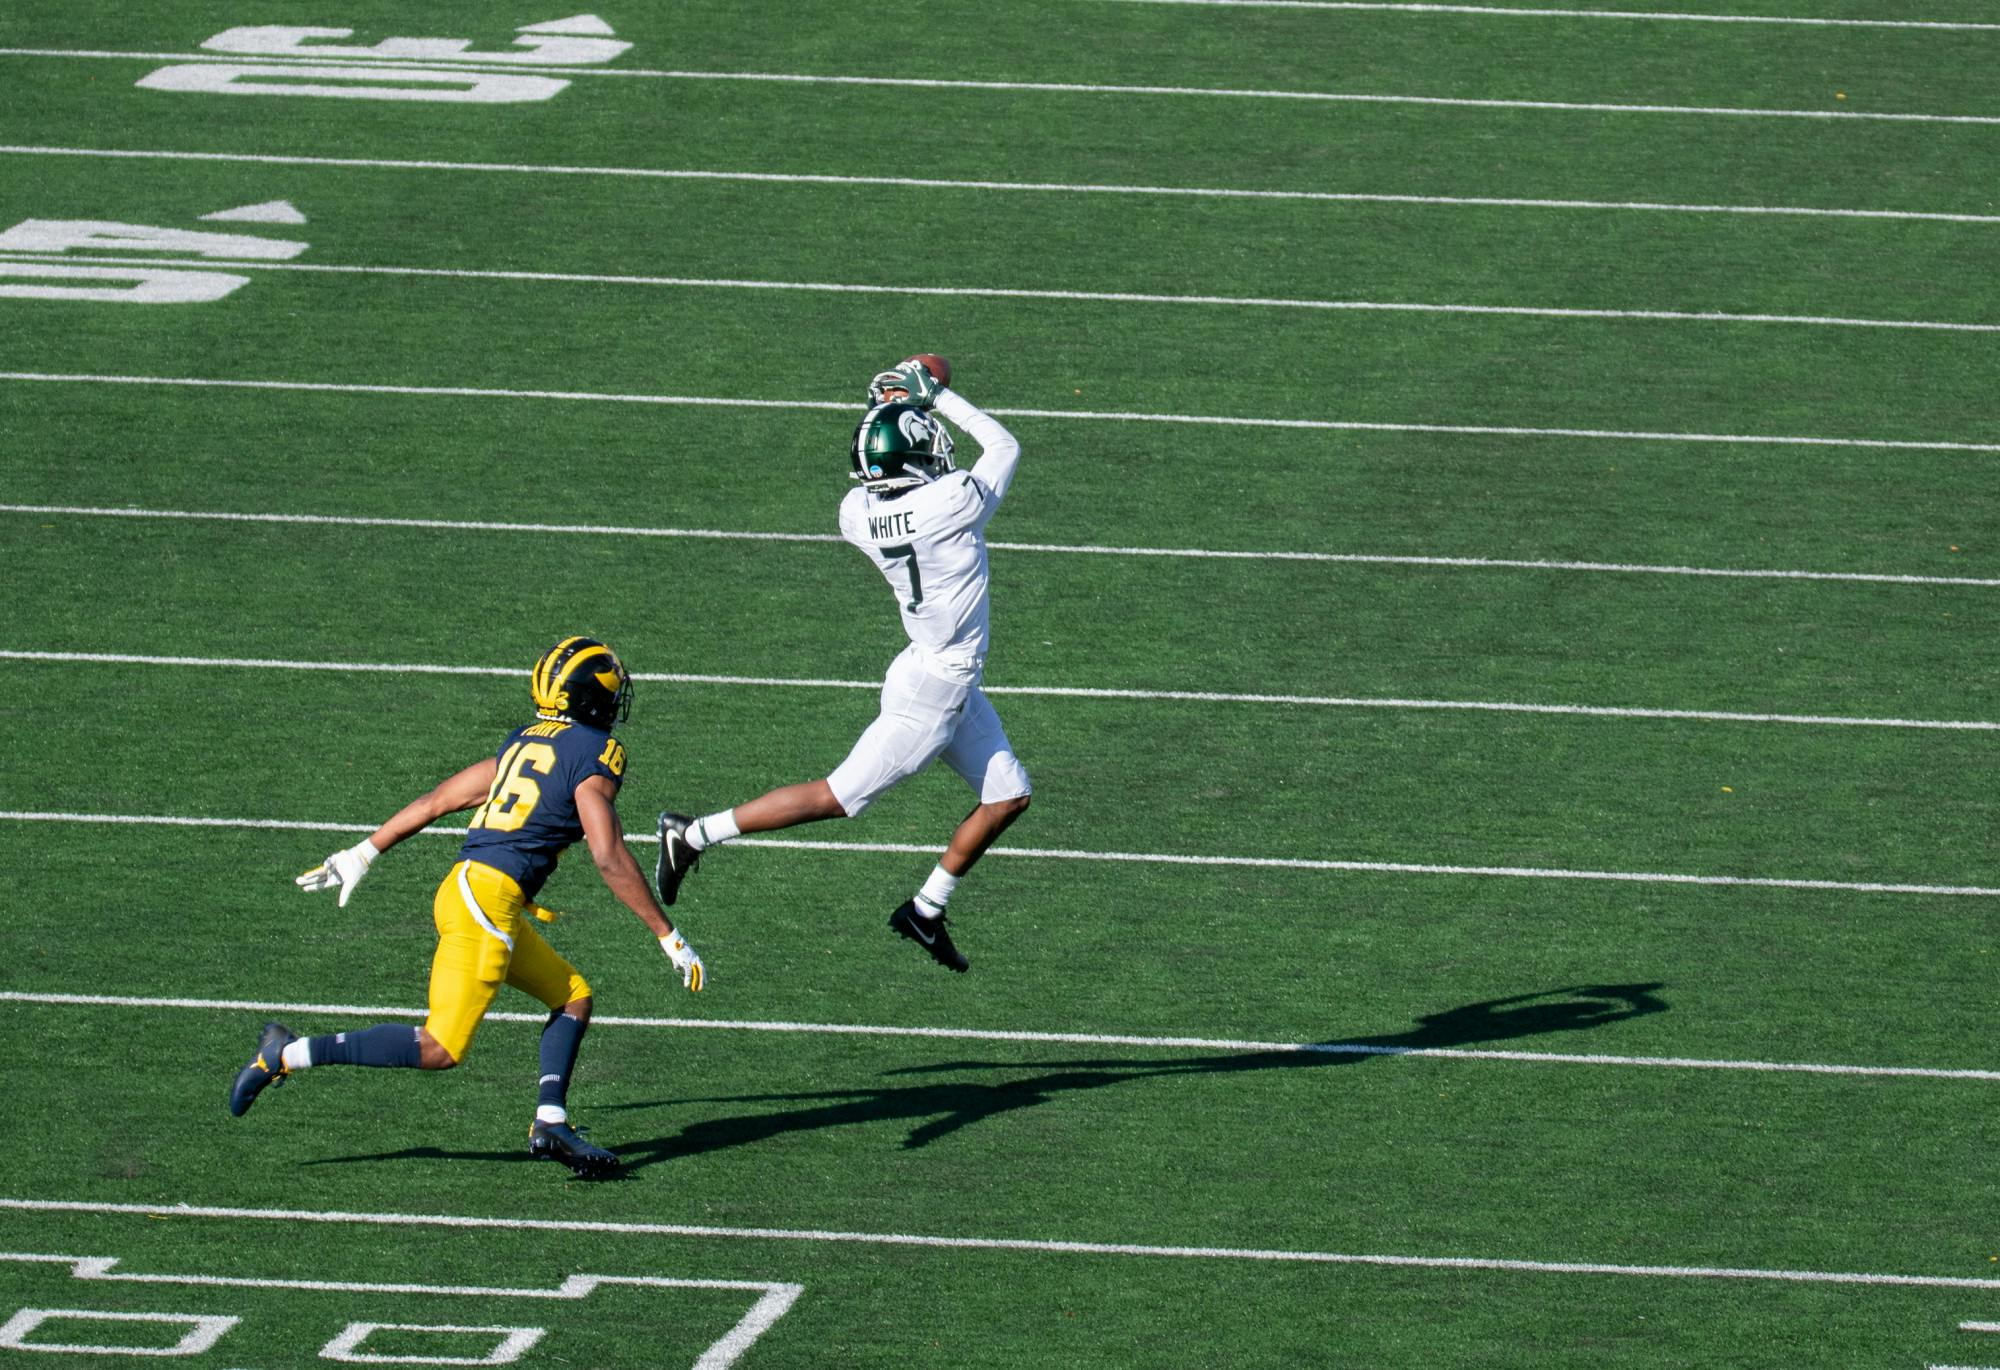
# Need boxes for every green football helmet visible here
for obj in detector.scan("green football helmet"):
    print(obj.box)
[850,402,956,494]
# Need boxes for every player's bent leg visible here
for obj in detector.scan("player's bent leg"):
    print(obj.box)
[526,999,617,1179]
[230,1019,442,1117]
[887,796,1028,975]
[525,997,618,1180]
[423,859,524,1066]
[883,687,1030,974]
[509,932,594,1122]
[509,936,616,1176]
[306,1024,431,1069]
[826,652,966,820]
[416,1029,458,1070]
[663,781,850,903]
[890,712,1033,977]
[731,778,850,830]
[506,928,589,1026]
[938,690,1032,877]
[825,716,949,820]
[423,933,503,1066]
[943,793,1033,876]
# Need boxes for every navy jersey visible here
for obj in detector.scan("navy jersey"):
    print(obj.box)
[457,717,627,899]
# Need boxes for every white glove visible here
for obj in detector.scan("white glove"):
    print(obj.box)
[660,931,705,992]
[295,839,380,908]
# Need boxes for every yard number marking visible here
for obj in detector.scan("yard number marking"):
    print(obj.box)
[320,1322,546,1365]
[0,1307,240,1356]
[0,207,308,303]
[138,15,629,103]
[0,1251,802,1369]
[200,16,629,65]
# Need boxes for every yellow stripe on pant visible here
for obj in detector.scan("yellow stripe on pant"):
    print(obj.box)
[426,860,591,1063]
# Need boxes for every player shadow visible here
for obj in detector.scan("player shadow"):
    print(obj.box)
[599,982,1667,1172]
[300,1145,569,1171]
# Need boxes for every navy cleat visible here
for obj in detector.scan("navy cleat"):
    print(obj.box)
[529,1119,621,1178]
[654,811,701,906]
[889,899,968,973]
[229,1021,298,1117]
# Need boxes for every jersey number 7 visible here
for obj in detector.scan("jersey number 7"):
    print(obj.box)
[883,543,925,612]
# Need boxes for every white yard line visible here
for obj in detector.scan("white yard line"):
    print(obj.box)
[6,990,1997,1082]
[6,503,1993,589]
[1091,0,2000,30]
[6,144,1994,226]
[4,371,1996,454]
[4,1197,1998,1290]
[0,1251,792,1299]
[0,649,1991,733]
[4,48,1997,124]
[4,810,1994,897]
[0,250,1988,333]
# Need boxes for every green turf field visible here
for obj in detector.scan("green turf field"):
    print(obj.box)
[1,2,1996,1366]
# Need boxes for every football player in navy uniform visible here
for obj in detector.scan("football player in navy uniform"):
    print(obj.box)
[228,636,703,1178]
[655,357,1032,974]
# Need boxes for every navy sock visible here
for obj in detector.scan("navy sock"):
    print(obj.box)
[537,1010,587,1112]
[307,1024,422,1069]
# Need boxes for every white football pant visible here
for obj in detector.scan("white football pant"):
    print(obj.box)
[826,643,1032,816]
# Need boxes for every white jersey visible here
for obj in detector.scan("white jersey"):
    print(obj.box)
[838,388,1022,685]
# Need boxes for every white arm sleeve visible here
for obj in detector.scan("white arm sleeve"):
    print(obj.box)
[837,486,868,546]
[934,388,1023,504]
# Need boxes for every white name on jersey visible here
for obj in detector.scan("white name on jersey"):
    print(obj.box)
[868,509,917,541]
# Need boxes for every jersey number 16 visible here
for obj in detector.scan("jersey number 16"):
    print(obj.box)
[468,741,557,832]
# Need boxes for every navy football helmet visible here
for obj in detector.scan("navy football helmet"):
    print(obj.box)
[531,636,631,728]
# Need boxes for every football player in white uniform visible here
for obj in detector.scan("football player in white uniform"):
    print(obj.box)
[655,358,1032,972]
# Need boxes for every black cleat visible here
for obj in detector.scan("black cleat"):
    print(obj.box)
[655,811,701,906]
[889,899,969,973]
[529,1119,621,1178]
[229,1022,298,1117]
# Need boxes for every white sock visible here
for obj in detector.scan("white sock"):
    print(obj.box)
[280,1039,313,1071]
[915,865,960,917]
[688,810,739,851]
[535,1104,568,1125]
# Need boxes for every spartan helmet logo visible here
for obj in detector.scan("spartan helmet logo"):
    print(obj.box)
[852,401,955,491]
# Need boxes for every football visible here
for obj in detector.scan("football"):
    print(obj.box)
[904,353,952,387]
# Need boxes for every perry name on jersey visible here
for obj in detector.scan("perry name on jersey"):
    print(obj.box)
[839,468,999,684]
[458,717,627,898]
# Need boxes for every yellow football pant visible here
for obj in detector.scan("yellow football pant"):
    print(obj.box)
[426,860,591,1063]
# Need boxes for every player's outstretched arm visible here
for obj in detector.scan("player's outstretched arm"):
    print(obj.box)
[375,759,500,848]
[296,758,497,907]
[576,776,705,990]
[934,388,1022,503]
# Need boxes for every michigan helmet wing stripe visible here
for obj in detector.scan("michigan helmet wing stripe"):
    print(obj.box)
[533,635,590,709]
[549,642,617,703]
